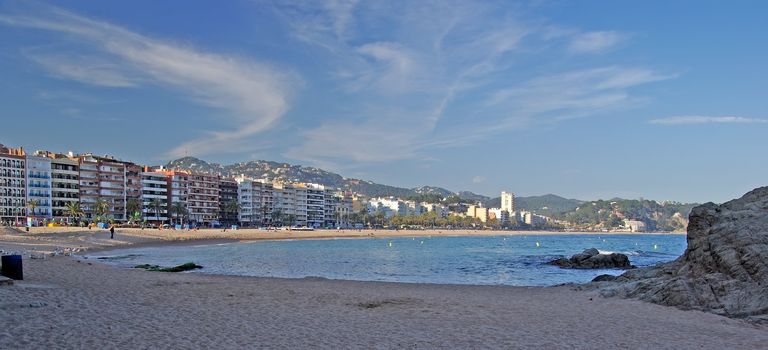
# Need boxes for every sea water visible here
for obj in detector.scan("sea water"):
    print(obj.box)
[88,234,686,286]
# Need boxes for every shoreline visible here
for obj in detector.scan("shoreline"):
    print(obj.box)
[0,226,684,257]
[1,254,765,349]
[3,226,767,348]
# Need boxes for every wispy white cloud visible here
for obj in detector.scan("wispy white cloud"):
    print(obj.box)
[488,66,674,123]
[272,1,670,167]
[0,5,299,158]
[25,51,140,87]
[650,116,768,125]
[472,175,486,184]
[568,31,624,54]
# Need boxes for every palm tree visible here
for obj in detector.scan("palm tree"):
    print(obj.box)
[272,209,283,227]
[94,198,110,223]
[170,202,188,226]
[150,198,164,224]
[260,204,270,227]
[64,201,85,225]
[26,199,39,217]
[129,211,142,225]
[284,214,296,228]
[126,198,141,219]
[225,199,240,225]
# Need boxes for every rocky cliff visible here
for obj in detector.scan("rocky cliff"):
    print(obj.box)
[596,187,768,323]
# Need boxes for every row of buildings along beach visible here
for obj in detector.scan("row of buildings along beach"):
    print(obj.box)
[1,143,540,228]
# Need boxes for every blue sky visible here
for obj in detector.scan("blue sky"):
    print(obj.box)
[0,0,766,203]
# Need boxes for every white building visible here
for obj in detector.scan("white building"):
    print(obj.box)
[236,177,262,226]
[489,208,509,224]
[140,171,168,223]
[236,178,331,228]
[25,155,53,221]
[520,210,548,227]
[624,219,646,232]
[367,197,407,218]
[501,191,515,213]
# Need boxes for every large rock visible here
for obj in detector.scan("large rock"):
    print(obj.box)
[596,187,768,323]
[549,248,634,269]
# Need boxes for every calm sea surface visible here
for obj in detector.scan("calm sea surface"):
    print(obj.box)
[88,234,686,286]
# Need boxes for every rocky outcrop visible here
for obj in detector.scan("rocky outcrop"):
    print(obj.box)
[596,187,768,323]
[549,248,634,269]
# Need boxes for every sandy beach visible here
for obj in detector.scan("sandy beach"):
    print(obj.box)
[1,227,765,349]
[0,226,683,255]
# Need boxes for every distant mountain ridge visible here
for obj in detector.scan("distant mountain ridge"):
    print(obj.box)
[165,157,696,229]
[166,157,472,200]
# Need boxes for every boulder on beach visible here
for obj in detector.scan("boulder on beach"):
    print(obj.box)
[549,248,634,269]
[596,187,768,323]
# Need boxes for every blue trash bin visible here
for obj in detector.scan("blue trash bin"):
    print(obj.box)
[1,255,23,280]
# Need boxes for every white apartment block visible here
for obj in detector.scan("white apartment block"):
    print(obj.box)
[235,177,346,228]
[367,197,407,218]
[520,211,548,227]
[25,155,53,220]
[236,177,265,226]
[140,171,168,222]
[501,191,515,213]
[489,208,509,224]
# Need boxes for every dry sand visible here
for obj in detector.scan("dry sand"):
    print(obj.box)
[1,227,765,349]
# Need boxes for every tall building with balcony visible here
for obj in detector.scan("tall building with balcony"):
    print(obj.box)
[49,156,80,221]
[325,190,352,228]
[140,171,168,223]
[123,162,142,213]
[25,154,53,220]
[218,178,238,226]
[187,173,220,226]
[501,191,515,214]
[235,177,265,226]
[273,182,297,226]
[305,183,325,228]
[0,145,26,224]
[78,154,127,221]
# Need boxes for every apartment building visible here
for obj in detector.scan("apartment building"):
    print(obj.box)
[0,145,26,224]
[187,173,220,226]
[124,162,142,211]
[367,197,407,218]
[326,190,353,228]
[78,154,126,221]
[501,191,515,213]
[466,205,489,223]
[273,182,297,226]
[305,183,325,228]
[25,154,53,220]
[218,178,238,226]
[236,177,263,226]
[422,203,449,218]
[140,171,168,223]
[50,156,79,221]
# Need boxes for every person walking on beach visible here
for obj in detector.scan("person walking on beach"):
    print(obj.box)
[109,225,115,239]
